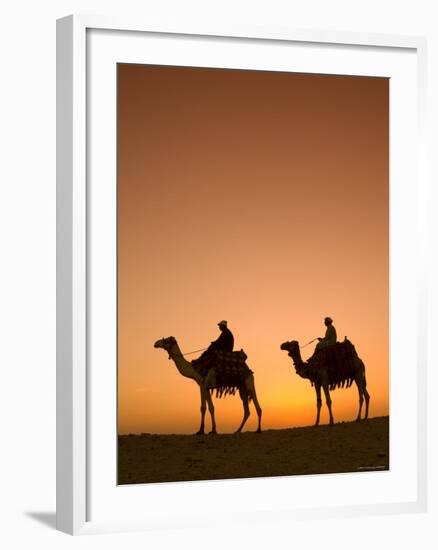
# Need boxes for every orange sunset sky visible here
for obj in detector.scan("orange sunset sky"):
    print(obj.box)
[117,64,389,435]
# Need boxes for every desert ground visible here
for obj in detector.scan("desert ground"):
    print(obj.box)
[118,416,389,484]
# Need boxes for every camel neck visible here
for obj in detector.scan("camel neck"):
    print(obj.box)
[290,347,307,376]
[169,342,198,381]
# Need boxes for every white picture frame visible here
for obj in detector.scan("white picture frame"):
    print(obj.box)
[56,14,428,535]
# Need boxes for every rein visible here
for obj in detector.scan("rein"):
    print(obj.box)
[300,338,318,349]
[161,338,207,360]
[182,347,208,356]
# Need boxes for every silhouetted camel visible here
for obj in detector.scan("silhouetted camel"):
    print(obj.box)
[280,339,370,426]
[154,336,262,434]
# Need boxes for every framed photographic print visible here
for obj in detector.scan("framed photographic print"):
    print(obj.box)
[57,15,427,535]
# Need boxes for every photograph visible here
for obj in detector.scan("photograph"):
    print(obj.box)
[116,63,390,485]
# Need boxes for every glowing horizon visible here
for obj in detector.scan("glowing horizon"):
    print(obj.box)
[117,64,389,435]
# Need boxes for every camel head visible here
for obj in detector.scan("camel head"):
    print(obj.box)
[154,336,177,359]
[280,340,299,355]
[280,340,307,375]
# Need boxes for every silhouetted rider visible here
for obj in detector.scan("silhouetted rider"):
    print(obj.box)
[193,320,234,365]
[314,316,337,353]
[209,320,234,352]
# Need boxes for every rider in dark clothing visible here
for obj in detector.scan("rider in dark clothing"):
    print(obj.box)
[209,320,234,352]
[193,320,234,365]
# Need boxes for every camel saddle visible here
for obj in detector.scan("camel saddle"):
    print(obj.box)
[192,349,253,397]
[192,349,248,372]
[309,339,359,389]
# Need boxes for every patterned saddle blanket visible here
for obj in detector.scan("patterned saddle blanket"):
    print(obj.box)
[192,349,247,371]
[308,339,360,389]
[311,339,357,365]
[192,349,253,394]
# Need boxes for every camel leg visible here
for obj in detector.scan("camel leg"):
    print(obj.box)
[247,377,262,432]
[355,382,364,422]
[205,390,217,434]
[357,361,370,420]
[322,384,334,425]
[315,384,322,426]
[196,386,207,435]
[235,388,250,433]
[363,386,370,420]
